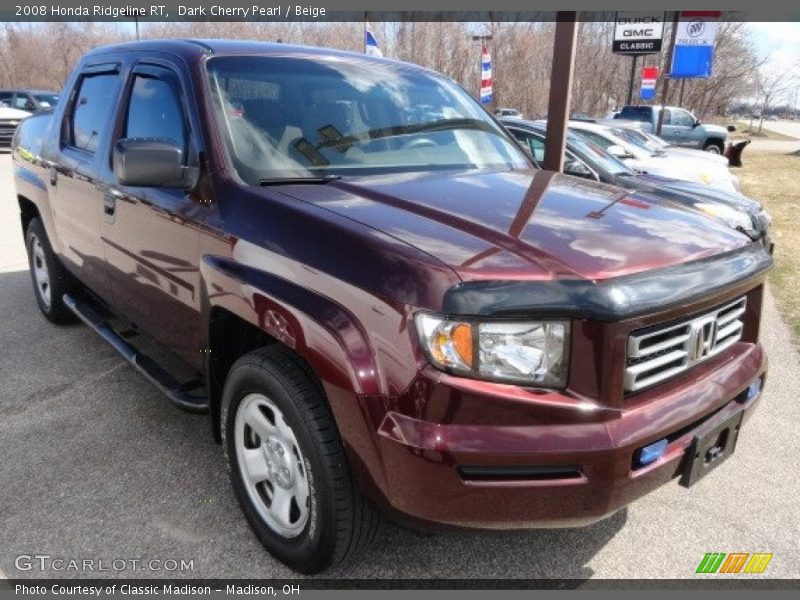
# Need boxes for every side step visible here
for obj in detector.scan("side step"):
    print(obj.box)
[63,293,209,413]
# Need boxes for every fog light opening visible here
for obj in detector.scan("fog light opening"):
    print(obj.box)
[746,378,763,402]
[634,438,668,469]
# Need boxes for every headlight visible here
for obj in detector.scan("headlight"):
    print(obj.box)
[415,313,570,387]
[695,202,754,234]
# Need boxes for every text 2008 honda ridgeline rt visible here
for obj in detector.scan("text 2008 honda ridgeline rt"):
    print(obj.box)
[12,41,772,573]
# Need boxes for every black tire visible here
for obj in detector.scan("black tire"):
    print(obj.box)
[25,217,77,324]
[221,346,381,574]
[703,140,724,154]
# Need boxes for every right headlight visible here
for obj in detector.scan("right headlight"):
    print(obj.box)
[415,313,570,387]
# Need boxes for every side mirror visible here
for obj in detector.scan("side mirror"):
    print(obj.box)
[606,144,629,159]
[564,158,594,178]
[692,119,701,128]
[113,138,190,188]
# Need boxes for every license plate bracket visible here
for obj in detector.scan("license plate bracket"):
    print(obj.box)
[680,410,744,488]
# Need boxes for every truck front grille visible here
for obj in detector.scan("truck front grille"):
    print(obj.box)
[0,120,18,145]
[625,297,746,393]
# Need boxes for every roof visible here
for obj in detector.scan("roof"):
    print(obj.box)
[83,38,434,74]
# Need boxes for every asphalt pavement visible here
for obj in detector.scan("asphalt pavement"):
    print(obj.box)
[1,152,799,581]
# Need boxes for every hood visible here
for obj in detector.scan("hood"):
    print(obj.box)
[635,173,759,214]
[277,169,751,282]
[0,106,30,120]
[703,123,730,138]
[666,146,729,165]
[627,154,737,193]
[623,173,764,240]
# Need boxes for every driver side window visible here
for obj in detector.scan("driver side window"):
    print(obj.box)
[125,74,187,155]
[671,109,696,127]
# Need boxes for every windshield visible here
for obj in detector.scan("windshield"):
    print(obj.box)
[641,130,670,148]
[33,93,59,108]
[612,127,665,156]
[566,131,633,176]
[206,55,529,184]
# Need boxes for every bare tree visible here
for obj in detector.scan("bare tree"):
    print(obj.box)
[752,69,790,133]
[0,19,762,121]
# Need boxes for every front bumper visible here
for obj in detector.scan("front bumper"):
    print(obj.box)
[371,342,766,529]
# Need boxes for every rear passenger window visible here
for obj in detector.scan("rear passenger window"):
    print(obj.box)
[69,73,120,153]
[125,76,186,152]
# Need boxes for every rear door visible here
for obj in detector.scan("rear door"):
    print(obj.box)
[47,63,123,301]
[100,61,204,368]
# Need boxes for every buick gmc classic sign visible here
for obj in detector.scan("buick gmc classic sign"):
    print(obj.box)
[613,11,666,54]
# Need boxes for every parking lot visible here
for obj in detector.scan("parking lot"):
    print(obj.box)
[1,151,799,580]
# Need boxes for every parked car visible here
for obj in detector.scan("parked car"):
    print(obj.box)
[566,120,741,193]
[13,40,772,574]
[502,119,772,252]
[494,107,523,119]
[614,105,730,153]
[0,89,60,114]
[0,105,29,149]
[597,119,731,166]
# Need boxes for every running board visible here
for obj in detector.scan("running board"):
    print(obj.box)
[63,293,209,413]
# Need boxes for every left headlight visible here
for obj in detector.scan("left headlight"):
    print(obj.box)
[695,202,754,235]
[415,313,570,387]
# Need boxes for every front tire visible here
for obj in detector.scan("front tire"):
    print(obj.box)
[221,346,381,573]
[25,217,76,324]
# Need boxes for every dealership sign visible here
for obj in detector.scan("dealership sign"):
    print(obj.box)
[613,12,666,54]
[670,11,721,78]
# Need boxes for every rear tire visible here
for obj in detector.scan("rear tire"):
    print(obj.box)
[703,141,723,154]
[221,346,381,574]
[25,217,77,324]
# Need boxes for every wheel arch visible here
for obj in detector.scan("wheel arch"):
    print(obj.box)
[202,258,391,499]
[704,137,725,152]
[201,256,383,438]
[18,194,40,237]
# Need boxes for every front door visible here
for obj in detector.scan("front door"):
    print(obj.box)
[100,62,204,368]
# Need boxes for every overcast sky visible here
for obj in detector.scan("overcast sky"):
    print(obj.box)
[749,22,800,79]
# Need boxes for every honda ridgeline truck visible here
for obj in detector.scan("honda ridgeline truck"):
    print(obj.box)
[12,41,772,573]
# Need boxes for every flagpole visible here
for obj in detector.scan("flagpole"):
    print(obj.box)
[364,12,368,54]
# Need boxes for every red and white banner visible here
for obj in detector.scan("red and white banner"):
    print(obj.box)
[480,46,492,104]
[640,66,659,100]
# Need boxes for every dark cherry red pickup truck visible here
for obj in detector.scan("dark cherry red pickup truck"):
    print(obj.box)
[12,40,772,573]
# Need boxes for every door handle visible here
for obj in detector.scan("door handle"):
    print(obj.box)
[104,193,116,215]
[103,190,120,223]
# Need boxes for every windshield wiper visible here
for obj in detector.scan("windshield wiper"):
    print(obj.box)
[259,175,342,186]
[317,118,502,151]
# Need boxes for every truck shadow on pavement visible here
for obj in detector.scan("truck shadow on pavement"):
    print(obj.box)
[0,269,625,581]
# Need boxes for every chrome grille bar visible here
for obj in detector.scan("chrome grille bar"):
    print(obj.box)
[625,297,747,393]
